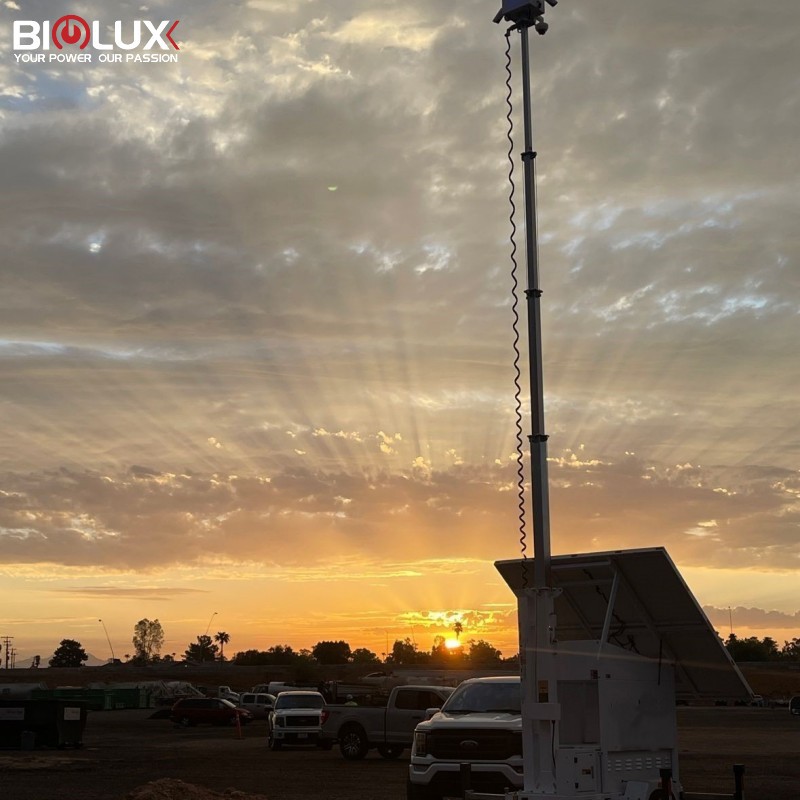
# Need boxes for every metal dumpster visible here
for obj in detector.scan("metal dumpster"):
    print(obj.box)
[0,699,88,748]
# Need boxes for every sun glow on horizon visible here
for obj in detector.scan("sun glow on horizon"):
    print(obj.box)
[444,638,461,649]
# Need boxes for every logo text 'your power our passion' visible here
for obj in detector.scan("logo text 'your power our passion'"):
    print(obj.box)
[13,16,180,63]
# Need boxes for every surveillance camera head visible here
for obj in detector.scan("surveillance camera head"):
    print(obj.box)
[494,1,547,25]
[535,19,549,35]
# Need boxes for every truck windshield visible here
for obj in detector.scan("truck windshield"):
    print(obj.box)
[442,682,521,714]
[275,693,325,710]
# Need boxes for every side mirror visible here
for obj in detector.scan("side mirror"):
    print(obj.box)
[424,707,441,721]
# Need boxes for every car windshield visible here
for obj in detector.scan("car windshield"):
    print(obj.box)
[441,682,521,714]
[275,693,324,710]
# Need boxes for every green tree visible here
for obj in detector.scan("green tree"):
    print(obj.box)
[214,631,230,661]
[388,637,429,665]
[295,648,318,681]
[184,635,218,663]
[312,640,352,665]
[351,647,381,666]
[132,618,165,664]
[724,633,780,662]
[781,637,800,661]
[49,639,89,668]
[502,652,520,669]
[430,635,451,667]
[233,645,297,666]
[467,639,503,667]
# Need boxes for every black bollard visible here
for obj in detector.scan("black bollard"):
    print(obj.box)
[733,764,745,800]
[460,762,472,797]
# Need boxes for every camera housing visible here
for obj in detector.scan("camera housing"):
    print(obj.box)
[493,0,557,26]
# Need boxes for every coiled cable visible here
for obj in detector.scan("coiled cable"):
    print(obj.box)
[504,27,529,586]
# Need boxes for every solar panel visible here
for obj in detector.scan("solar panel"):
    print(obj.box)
[495,546,752,700]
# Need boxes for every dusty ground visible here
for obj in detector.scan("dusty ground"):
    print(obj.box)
[1,707,798,800]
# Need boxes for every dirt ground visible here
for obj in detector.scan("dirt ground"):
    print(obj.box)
[2,707,798,800]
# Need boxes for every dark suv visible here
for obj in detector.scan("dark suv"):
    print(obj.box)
[170,697,253,727]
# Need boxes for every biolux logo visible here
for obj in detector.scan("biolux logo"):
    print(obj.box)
[13,16,180,64]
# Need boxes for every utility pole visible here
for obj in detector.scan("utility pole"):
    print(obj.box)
[1,636,13,669]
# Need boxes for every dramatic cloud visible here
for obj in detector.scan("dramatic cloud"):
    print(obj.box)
[0,0,798,656]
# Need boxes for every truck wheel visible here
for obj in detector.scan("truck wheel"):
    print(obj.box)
[268,732,282,751]
[377,744,404,759]
[338,725,369,760]
[179,717,192,728]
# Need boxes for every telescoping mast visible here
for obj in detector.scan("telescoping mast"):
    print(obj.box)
[484,3,752,799]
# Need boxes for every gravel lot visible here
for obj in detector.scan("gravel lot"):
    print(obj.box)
[2,707,798,800]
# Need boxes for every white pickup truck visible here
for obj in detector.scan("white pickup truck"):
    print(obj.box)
[268,690,330,750]
[321,684,455,760]
[216,685,240,703]
[408,676,522,799]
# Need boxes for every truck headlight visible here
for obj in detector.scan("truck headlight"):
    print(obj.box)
[413,730,427,757]
[276,717,285,727]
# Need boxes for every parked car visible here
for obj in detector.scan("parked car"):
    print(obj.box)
[170,697,253,727]
[268,690,329,750]
[238,692,276,720]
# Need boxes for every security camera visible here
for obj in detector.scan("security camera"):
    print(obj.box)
[535,19,549,35]
[494,1,559,26]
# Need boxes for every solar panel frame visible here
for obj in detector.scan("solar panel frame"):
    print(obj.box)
[495,546,752,700]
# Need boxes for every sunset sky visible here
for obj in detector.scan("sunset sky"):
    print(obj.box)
[1,0,798,666]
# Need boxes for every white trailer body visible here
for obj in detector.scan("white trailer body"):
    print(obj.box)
[491,547,752,800]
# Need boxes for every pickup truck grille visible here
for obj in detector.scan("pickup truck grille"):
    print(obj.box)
[427,729,522,760]
[286,715,320,727]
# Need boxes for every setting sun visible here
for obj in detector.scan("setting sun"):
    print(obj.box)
[444,638,462,649]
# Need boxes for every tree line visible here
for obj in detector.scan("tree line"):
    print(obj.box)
[36,622,800,668]
[40,620,514,669]
[724,633,800,663]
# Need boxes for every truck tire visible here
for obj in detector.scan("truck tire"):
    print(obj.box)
[406,780,437,800]
[338,724,369,760]
[377,744,404,759]
[268,732,282,751]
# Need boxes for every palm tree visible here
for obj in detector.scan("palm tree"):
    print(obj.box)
[214,631,230,661]
[453,621,463,641]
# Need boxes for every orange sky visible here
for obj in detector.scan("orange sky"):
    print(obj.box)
[1,1,799,666]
